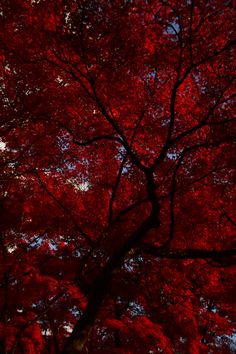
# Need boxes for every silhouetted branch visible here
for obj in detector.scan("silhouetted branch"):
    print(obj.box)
[222,207,236,228]
[35,171,93,247]
[73,135,123,146]
[140,245,236,262]
[9,292,65,354]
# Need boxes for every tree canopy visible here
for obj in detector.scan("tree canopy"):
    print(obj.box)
[0,0,236,353]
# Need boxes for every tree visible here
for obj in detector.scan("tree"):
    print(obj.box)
[0,0,236,353]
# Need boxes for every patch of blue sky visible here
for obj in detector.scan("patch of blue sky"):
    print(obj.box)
[29,235,44,248]
[65,161,77,171]
[165,20,180,36]
[70,306,82,318]
[215,332,236,353]
[57,132,70,152]
[128,301,145,317]
[143,69,156,80]
[167,148,183,160]
[48,241,58,251]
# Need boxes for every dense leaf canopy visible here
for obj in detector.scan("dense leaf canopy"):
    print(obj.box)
[0,0,236,353]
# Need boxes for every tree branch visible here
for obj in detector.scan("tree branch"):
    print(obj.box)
[35,171,93,247]
[140,245,236,262]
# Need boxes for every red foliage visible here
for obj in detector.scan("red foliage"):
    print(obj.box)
[0,0,236,353]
